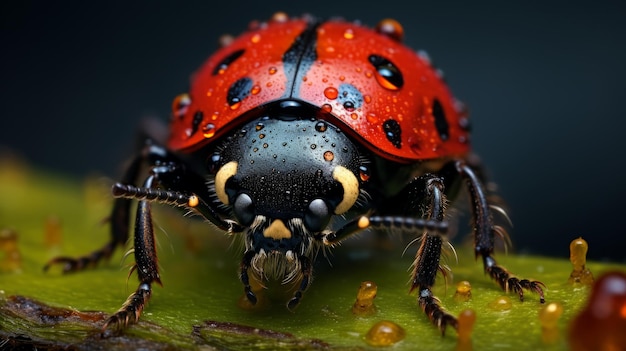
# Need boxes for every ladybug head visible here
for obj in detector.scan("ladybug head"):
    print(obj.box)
[210,106,364,279]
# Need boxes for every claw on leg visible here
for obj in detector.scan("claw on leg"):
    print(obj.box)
[418,289,458,335]
[103,283,151,331]
[485,257,545,303]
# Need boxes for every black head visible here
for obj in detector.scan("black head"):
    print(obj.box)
[210,111,363,266]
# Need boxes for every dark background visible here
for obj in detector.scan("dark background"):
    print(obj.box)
[1,1,625,262]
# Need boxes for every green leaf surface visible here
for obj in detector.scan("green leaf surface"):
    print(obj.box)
[1,157,624,350]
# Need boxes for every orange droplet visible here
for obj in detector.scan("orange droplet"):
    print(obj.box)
[489,296,512,311]
[350,112,358,120]
[365,320,405,347]
[202,123,215,138]
[251,33,261,43]
[268,67,277,75]
[366,113,377,124]
[210,112,219,121]
[375,18,404,42]
[172,93,191,119]
[271,12,288,23]
[251,85,261,95]
[569,271,626,351]
[454,280,472,302]
[323,151,334,162]
[266,81,273,87]
[324,87,338,100]
[321,104,332,113]
[364,95,372,103]
[188,195,199,207]
[343,28,355,40]
[229,101,241,110]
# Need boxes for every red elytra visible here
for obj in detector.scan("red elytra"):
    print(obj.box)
[168,16,470,162]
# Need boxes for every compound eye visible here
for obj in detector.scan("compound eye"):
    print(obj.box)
[304,198,331,232]
[233,193,255,226]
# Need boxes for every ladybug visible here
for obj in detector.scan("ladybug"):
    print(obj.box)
[46,13,545,334]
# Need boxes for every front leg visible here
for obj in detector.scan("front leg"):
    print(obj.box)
[324,175,458,334]
[105,176,161,330]
[407,175,459,334]
[453,160,545,303]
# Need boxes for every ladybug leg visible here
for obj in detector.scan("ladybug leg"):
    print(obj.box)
[323,175,458,334]
[453,160,545,303]
[239,250,258,305]
[404,175,458,334]
[286,255,312,310]
[104,174,161,331]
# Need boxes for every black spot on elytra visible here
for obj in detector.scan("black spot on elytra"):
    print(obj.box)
[191,111,204,135]
[368,54,404,90]
[383,119,402,148]
[432,98,449,141]
[227,77,253,106]
[212,49,245,76]
[337,83,363,110]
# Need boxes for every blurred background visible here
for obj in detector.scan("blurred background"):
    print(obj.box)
[1,1,625,262]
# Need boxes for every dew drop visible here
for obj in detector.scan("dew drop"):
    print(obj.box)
[375,18,404,42]
[251,85,261,95]
[271,11,288,23]
[324,86,338,100]
[263,143,268,148]
[255,123,265,131]
[315,121,328,132]
[350,112,358,120]
[366,113,377,124]
[321,104,332,113]
[202,123,215,138]
[343,28,355,40]
[251,33,261,43]
[172,93,191,119]
[268,67,278,75]
[259,133,265,139]
[359,165,370,182]
[323,151,334,162]
[229,101,241,110]
[310,144,317,149]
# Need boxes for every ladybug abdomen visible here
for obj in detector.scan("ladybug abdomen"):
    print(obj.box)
[168,16,471,162]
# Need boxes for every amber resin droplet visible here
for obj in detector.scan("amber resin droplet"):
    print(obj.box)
[569,271,626,351]
[352,281,377,316]
[454,280,472,302]
[489,296,512,311]
[539,302,563,345]
[456,309,476,351]
[0,228,22,273]
[365,320,405,347]
[568,237,594,286]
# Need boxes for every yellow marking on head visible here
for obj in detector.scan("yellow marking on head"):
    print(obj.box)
[333,166,359,214]
[358,216,370,229]
[263,219,291,240]
[215,161,238,205]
